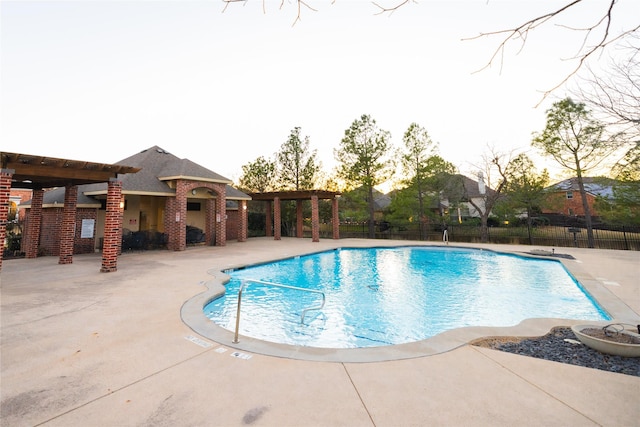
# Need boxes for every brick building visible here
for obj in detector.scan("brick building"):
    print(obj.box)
[542,177,615,217]
[20,146,250,256]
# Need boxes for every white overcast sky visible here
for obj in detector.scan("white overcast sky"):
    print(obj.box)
[2,0,637,187]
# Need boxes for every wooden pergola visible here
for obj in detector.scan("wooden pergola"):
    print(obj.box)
[249,190,341,242]
[0,151,140,272]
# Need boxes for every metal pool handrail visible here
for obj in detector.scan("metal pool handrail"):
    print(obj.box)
[232,279,326,344]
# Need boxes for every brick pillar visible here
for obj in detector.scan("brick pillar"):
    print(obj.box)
[273,197,281,240]
[25,188,44,259]
[0,169,14,272]
[58,184,77,264]
[164,197,177,250]
[173,181,187,251]
[332,197,340,239]
[296,200,303,238]
[265,200,272,237]
[215,184,226,246]
[205,198,215,245]
[311,195,320,242]
[238,200,248,242]
[101,179,123,273]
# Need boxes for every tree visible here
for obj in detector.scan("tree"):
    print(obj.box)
[388,154,458,236]
[466,148,511,243]
[532,97,624,247]
[467,0,639,103]
[276,126,320,191]
[238,156,276,192]
[222,0,417,25]
[501,154,550,243]
[594,179,640,225]
[223,1,636,90]
[335,114,394,238]
[596,143,640,225]
[572,38,640,137]
[339,186,375,224]
[571,36,640,181]
[613,142,640,181]
[399,123,438,225]
[421,155,459,215]
[271,126,322,235]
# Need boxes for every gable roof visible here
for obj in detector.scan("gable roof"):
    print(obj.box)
[373,190,391,211]
[346,186,391,211]
[21,146,251,205]
[441,174,497,200]
[111,146,233,194]
[224,185,252,201]
[76,145,238,196]
[547,177,616,199]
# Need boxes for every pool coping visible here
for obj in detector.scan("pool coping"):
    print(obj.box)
[180,243,640,363]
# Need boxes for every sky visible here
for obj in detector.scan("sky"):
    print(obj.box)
[2,0,637,189]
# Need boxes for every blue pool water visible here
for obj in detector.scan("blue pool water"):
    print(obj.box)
[204,247,610,349]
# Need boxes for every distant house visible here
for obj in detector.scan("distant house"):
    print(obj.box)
[8,189,31,221]
[386,174,498,223]
[542,177,615,217]
[372,189,391,219]
[439,174,498,221]
[21,146,251,256]
[339,186,391,223]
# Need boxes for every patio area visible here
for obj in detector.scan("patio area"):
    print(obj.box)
[1,238,638,426]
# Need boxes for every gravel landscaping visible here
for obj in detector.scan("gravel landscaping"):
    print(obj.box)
[472,326,640,377]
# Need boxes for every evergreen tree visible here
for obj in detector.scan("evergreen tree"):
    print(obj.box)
[335,114,394,238]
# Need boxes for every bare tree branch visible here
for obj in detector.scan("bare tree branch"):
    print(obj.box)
[223,0,414,23]
[464,0,639,106]
[372,0,414,16]
[221,0,636,97]
[222,0,325,25]
[292,1,318,26]
[572,36,640,130]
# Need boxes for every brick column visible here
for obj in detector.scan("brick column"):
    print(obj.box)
[311,195,320,242]
[215,184,226,246]
[205,198,215,245]
[58,184,77,264]
[273,197,281,240]
[296,200,304,238]
[25,188,44,259]
[238,200,248,242]
[332,197,340,239]
[0,169,14,272]
[171,181,187,251]
[164,197,177,250]
[101,179,123,273]
[265,200,272,237]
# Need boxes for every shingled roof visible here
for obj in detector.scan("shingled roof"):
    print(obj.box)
[22,146,250,205]
[108,146,232,194]
[547,177,616,199]
[438,174,496,200]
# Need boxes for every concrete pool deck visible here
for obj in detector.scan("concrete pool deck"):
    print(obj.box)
[1,238,639,426]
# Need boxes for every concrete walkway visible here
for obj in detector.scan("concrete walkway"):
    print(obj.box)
[1,238,639,426]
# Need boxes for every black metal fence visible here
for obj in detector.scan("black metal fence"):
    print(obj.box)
[328,221,640,251]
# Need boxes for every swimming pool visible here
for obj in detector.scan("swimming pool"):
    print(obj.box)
[203,246,610,349]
